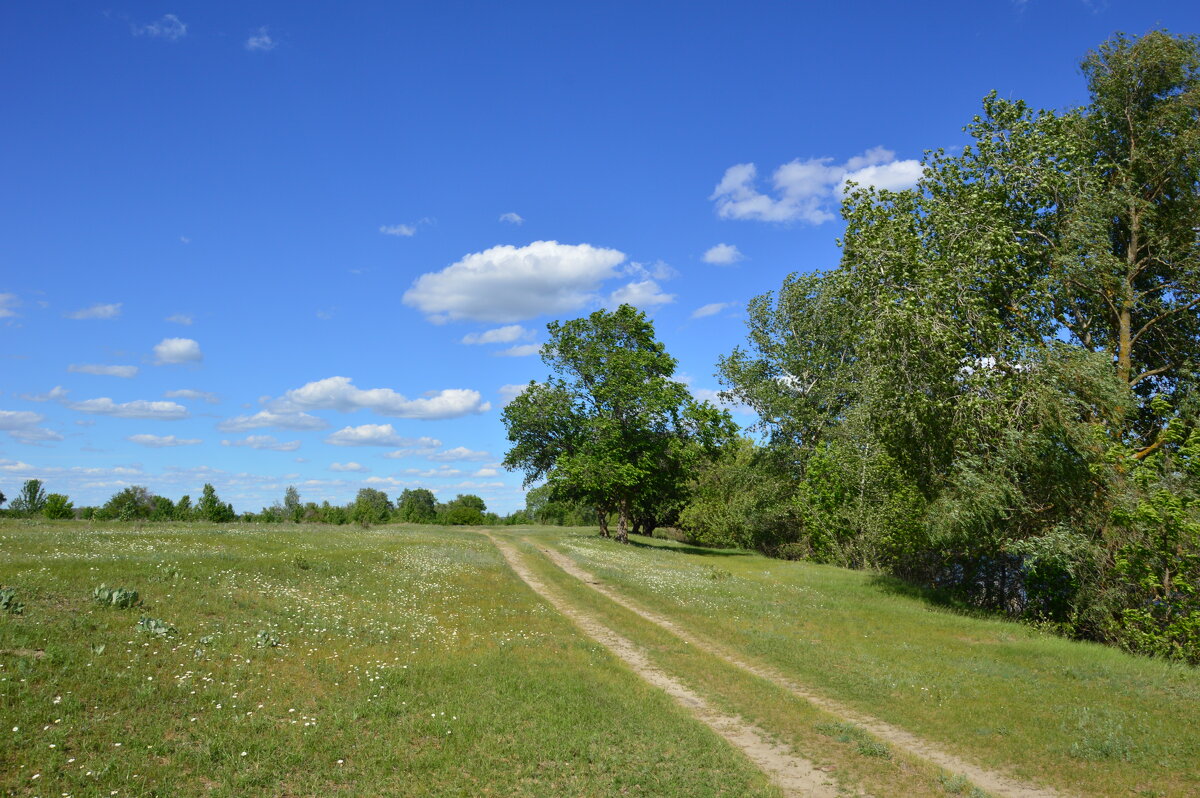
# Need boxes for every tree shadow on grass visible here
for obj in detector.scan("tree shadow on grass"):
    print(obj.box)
[624,534,754,558]
[867,572,1006,621]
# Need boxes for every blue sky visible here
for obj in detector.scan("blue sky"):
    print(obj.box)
[2,1,1197,514]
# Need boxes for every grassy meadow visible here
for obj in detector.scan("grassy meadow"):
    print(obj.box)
[3,520,1199,797]
[0,520,775,797]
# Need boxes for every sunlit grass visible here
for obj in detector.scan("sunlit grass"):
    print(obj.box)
[0,520,777,797]
[533,528,1200,798]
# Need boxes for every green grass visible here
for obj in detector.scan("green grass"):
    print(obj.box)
[508,534,957,797]
[531,527,1200,798]
[0,520,777,797]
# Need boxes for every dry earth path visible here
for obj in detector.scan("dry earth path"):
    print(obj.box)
[483,532,846,798]
[532,539,1066,798]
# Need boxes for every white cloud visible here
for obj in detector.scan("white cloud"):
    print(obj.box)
[133,14,187,40]
[66,303,121,320]
[68,397,189,420]
[702,243,744,265]
[608,279,675,309]
[381,437,443,458]
[128,434,202,448]
[165,389,219,404]
[692,302,734,319]
[0,410,63,444]
[403,240,627,323]
[0,294,18,318]
[166,313,193,325]
[245,27,276,51]
[222,435,301,452]
[461,325,531,345]
[405,466,463,478]
[499,212,524,225]
[68,364,138,378]
[498,383,530,405]
[273,376,489,419]
[710,147,921,224]
[473,467,499,477]
[380,223,416,237]
[19,386,69,403]
[329,462,369,473]
[495,344,541,357]
[428,446,491,462]
[217,410,327,432]
[154,337,203,365]
[325,424,429,447]
[838,159,925,196]
[0,459,37,472]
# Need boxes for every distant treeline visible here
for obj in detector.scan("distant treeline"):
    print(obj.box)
[0,479,524,527]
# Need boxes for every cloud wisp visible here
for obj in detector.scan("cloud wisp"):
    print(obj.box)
[133,14,187,40]
[128,434,202,448]
[702,243,744,265]
[66,303,122,320]
[69,364,139,378]
[271,376,490,420]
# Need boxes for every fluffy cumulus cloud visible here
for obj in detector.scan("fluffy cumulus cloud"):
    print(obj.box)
[68,397,189,420]
[245,27,276,51]
[68,364,138,378]
[66,303,122,320]
[608,279,675,308]
[272,377,489,419]
[403,241,627,323]
[461,325,531,345]
[154,337,203,365]
[133,14,187,40]
[222,435,301,452]
[692,302,734,319]
[710,146,922,225]
[427,446,491,462]
[498,212,524,225]
[164,389,219,404]
[128,434,202,448]
[326,424,430,447]
[0,410,63,444]
[216,410,327,432]
[329,462,369,473]
[702,243,744,265]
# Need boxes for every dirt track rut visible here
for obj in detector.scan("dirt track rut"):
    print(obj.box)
[533,541,1066,798]
[484,532,845,798]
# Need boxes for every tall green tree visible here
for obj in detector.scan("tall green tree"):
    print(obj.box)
[42,493,74,520]
[504,304,734,543]
[10,479,48,516]
[198,483,236,523]
[396,488,438,523]
[351,488,393,525]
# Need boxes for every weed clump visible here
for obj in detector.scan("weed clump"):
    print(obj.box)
[0,587,24,614]
[93,585,140,608]
[137,616,175,637]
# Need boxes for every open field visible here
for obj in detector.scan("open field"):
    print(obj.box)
[2,521,1198,797]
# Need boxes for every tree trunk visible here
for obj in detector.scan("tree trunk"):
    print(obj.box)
[616,498,630,544]
[597,509,610,537]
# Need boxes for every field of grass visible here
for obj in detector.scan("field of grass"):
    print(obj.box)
[527,528,1200,797]
[5,520,1198,797]
[0,520,777,797]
